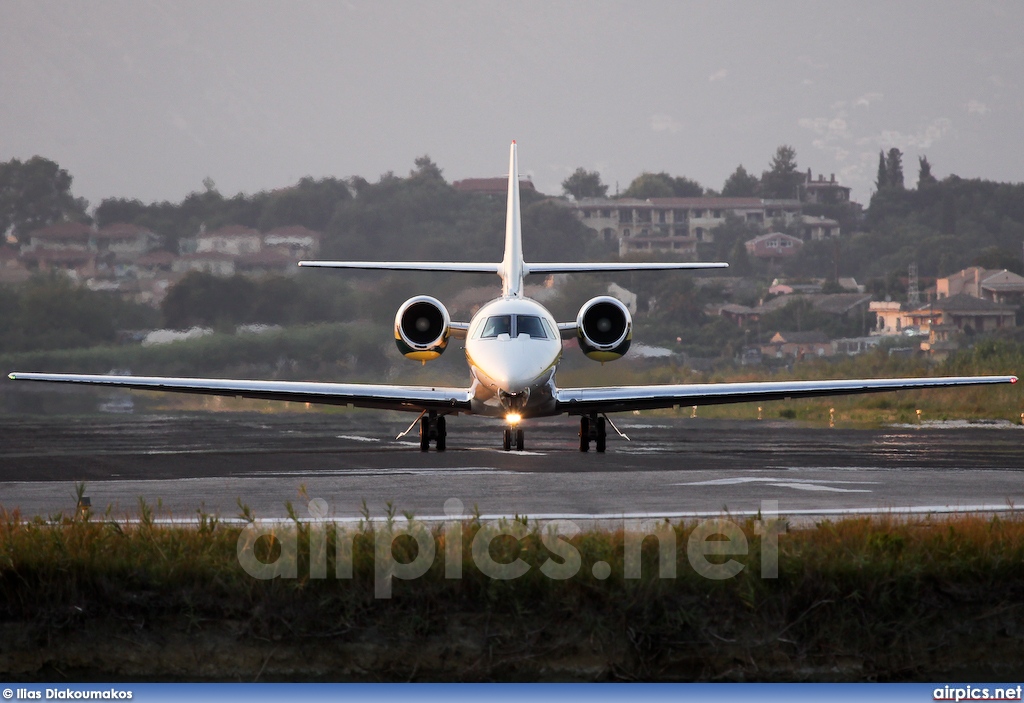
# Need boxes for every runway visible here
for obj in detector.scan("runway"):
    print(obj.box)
[2,412,1023,522]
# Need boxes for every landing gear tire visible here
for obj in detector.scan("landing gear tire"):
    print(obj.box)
[503,428,512,451]
[595,416,607,454]
[579,416,590,452]
[420,414,447,452]
[515,428,524,451]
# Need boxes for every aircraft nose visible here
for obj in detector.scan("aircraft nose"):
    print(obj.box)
[493,341,556,392]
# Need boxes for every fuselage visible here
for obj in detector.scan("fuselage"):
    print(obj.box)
[464,296,561,418]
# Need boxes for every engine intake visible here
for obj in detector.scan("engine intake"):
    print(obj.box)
[577,296,631,362]
[395,295,450,362]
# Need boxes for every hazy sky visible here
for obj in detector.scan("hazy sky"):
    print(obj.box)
[3,1,1023,208]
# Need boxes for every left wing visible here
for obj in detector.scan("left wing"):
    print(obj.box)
[556,375,1017,414]
[7,372,473,413]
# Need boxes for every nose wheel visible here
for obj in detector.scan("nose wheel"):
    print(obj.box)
[502,427,524,451]
[579,414,606,453]
[419,413,447,452]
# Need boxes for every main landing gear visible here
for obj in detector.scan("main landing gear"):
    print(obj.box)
[419,412,446,452]
[579,414,607,453]
[502,427,524,451]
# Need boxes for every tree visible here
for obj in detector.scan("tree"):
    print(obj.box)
[622,172,675,199]
[918,156,937,189]
[0,156,88,243]
[562,167,608,200]
[670,176,704,197]
[885,148,904,190]
[760,146,802,199]
[622,172,704,199]
[875,151,889,191]
[721,165,760,197]
[410,155,444,182]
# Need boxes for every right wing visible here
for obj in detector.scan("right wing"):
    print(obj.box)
[7,372,472,413]
[556,375,1018,414]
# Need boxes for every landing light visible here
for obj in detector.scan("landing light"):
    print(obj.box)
[506,413,522,425]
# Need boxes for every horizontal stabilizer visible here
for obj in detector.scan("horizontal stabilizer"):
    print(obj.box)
[298,261,499,274]
[528,262,728,274]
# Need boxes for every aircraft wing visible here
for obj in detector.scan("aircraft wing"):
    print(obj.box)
[556,375,1017,414]
[7,372,473,413]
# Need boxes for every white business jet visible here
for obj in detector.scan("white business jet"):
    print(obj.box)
[8,143,1017,452]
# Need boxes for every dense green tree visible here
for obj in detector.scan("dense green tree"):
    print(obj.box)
[721,165,760,197]
[875,151,889,191]
[622,172,703,199]
[257,177,351,232]
[562,167,608,200]
[0,275,157,353]
[918,156,937,188]
[410,155,445,182]
[0,156,88,243]
[886,148,905,190]
[622,172,675,199]
[760,146,802,199]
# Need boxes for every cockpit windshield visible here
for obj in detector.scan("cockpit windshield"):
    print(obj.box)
[480,315,512,338]
[475,314,553,339]
[515,315,548,339]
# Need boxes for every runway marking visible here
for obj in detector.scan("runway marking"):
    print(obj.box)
[677,476,878,493]
[126,504,1024,526]
[231,466,520,477]
[337,435,381,442]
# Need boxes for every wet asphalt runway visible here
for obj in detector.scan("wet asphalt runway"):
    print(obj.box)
[1,412,1023,522]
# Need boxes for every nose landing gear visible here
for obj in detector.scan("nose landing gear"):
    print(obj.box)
[579,414,607,453]
[502,427,524,451]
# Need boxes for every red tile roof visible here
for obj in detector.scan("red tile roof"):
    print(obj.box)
[202,225,261,238]
[96,223,155,239]
[29,222,93,240]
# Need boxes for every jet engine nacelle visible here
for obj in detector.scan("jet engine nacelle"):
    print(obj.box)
[395,295,450,362]
[577,296,632,362]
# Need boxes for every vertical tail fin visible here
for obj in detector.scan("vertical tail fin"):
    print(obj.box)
[501,141,525,297]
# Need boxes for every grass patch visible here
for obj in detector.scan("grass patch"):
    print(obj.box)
[3,501,1024,681]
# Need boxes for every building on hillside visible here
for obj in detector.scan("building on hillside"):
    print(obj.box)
[94,224,163,261]
[0,246,30,284]
[20,249,98,280]
[194,225,262,256]
[869,301,910,335]
[572,197,802,257]
[768,278,823,295]
[936,266,1024,305]
[905,294,1016,335]
[236,250,297,277]
[173,252,236,277]
[453,178,536,196]
[832,335,883,355]
[135,250,177,279]
[716,292,871,329]
[800,215,841,240]
[761,331,832,359]
[799,171,851,205]
[263,226,322,259]
[22,222,93,253]
[745,232,803,261]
